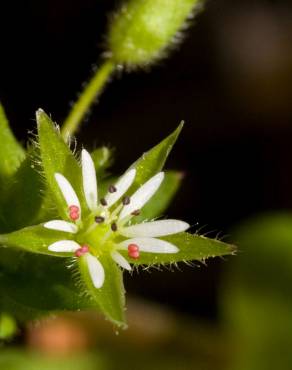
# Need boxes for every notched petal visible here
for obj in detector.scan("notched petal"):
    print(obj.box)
[55,173,81,215]
[111,251,131,271]
[85,253,105,288]
[120,219,189,237]
[48,240,80,252]
[44,220,78,233]
[82,149,98,211]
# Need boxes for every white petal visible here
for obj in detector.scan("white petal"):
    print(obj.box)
[55,173,81,216]
[48,240,80,252]
[119,172,164,220]
[118,237,179,254]
[104,169,136,208]
[120,219,189,237]
[85,253,105,288]
[44,220,78,233]
[111,251,131,271]
[82,149,98,211]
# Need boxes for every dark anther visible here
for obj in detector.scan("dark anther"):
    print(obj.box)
[100,198,107,206]
[111,222,118,232]
[131,209,141,216]
[109,185,117,193]
[95,216,105,223]
[122,196,130,205]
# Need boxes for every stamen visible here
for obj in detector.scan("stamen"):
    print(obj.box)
[69,205,80,221]
[128,244,140,259]
[69,205,79,213]
[111,222,118,232]
[108,185,117,193]
[131,209,141,216]
[100,198,108,206]
[70,212,79,221]
[95,216,105,224]
[122,196,130,205]
[74,245,89,257]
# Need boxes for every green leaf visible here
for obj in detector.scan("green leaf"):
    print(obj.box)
[0,104,27,227]
[90,146,113,179]
[0,248,94,322]
[0,150,43,232]
[37,109,87,220]
[0,224,76,257]
[78,254,126,328]
[128,122,184,192]
[0,104,26,179]
[0,246,126,326]
[134,170,183,222]
[121,232,236,265]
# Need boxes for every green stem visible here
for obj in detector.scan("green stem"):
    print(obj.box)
[61,60,115,140]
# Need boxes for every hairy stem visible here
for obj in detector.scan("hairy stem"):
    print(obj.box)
[61,60,115,140]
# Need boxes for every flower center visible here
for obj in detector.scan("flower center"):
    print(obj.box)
[77,216,119,256]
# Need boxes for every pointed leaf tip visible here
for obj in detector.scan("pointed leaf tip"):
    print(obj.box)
[36,108,46,122]
[127,122,184,192]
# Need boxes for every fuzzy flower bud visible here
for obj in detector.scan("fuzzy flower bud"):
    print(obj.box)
[108,0,203,67]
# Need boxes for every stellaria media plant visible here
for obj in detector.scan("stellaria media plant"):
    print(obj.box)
[0,0,235,331]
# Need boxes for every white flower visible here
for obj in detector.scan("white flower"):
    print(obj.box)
[44,149,189,289]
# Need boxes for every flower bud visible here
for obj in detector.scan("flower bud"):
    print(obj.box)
[108,0,203,67]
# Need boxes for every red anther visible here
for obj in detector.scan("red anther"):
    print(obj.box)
[69,205,79,213]
[74,249,83,257]
[74,245,89,258]
[80,245,89,253]
[70,211,79,221]
[128,244,140,259]
[69,205,80,221]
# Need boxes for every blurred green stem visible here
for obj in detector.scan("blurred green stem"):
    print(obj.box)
[61,60,115,140]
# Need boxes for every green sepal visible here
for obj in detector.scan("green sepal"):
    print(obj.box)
[121,232,236,265]
[0,104,26,180]
[0,224,76,257]
[37,109,87,219]
[78,253,126,328]
[129,122,183,192]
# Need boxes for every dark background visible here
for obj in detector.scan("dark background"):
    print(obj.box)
[1,0,292,321]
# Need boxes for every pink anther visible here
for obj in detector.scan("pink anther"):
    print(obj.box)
[70,211,79,221]
[128,244,140,260]
[69,205,80,221]
[74,245,89,258]
[69,205,79,213]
